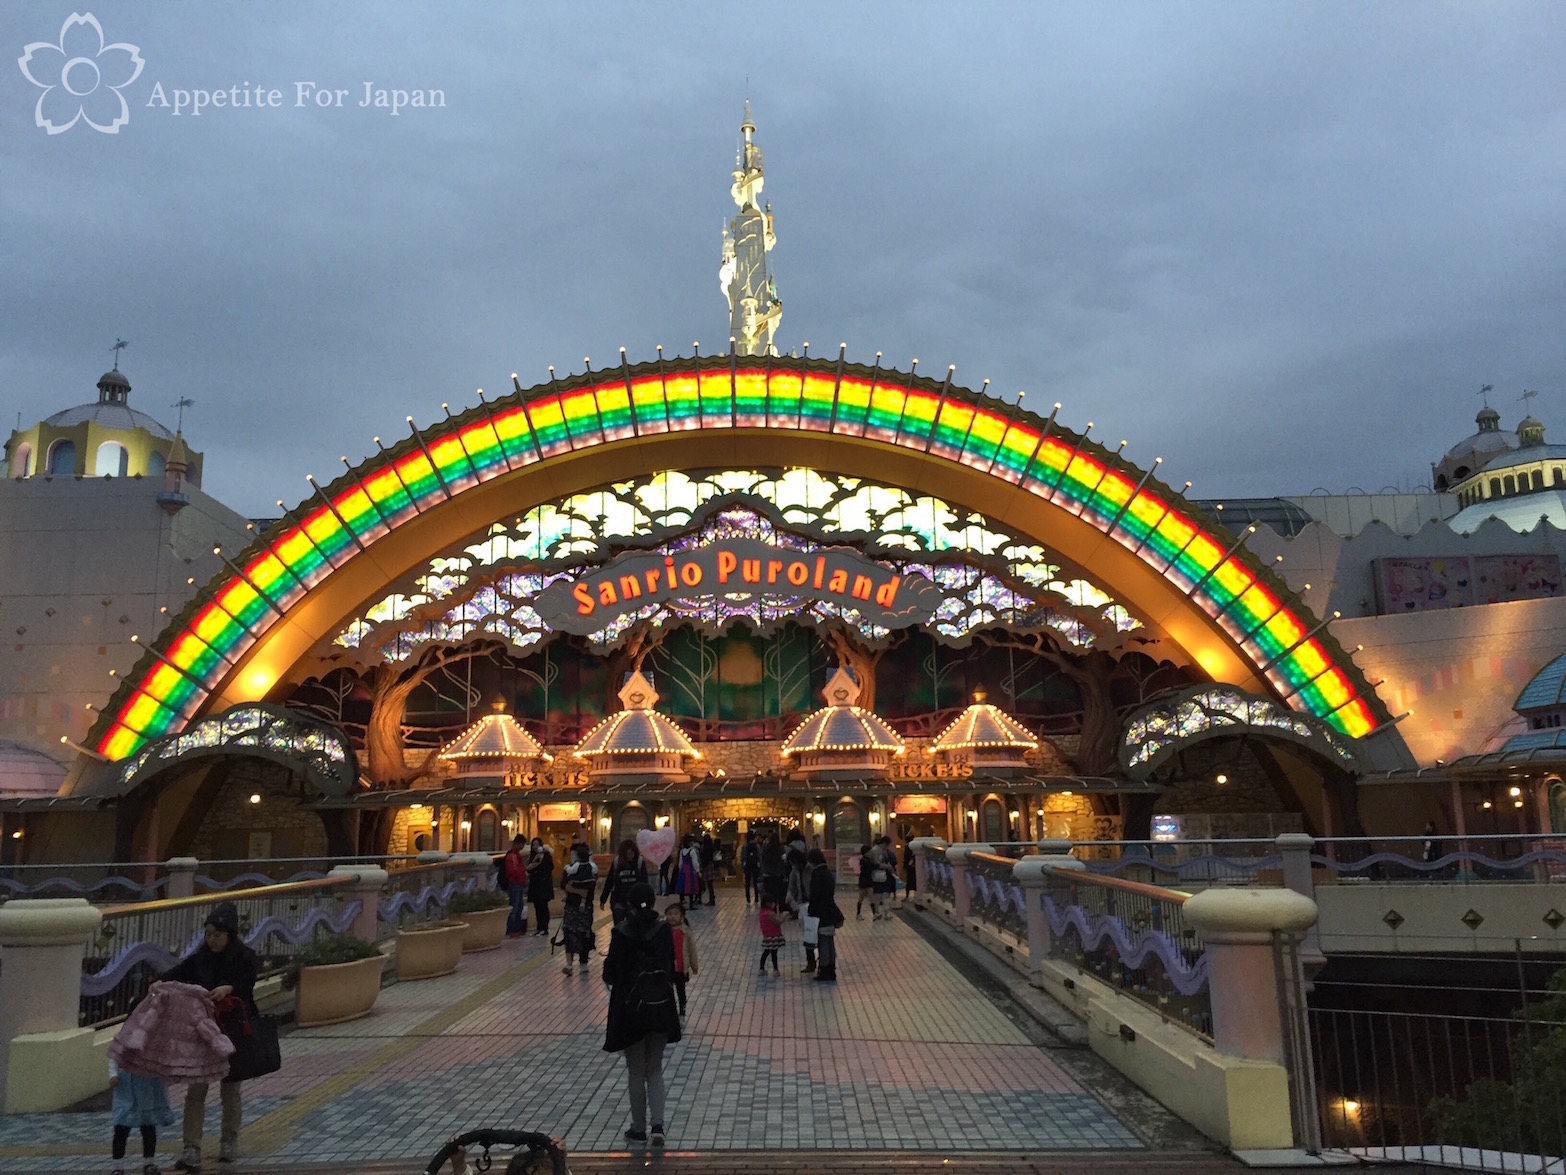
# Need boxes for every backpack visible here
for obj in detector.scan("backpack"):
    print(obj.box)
[628,937,675,1017]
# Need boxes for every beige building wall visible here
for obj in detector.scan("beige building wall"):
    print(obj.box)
[0,477,253,772]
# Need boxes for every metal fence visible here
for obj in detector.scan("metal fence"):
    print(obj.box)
[924,846,955,904]
[1311,1003,1566,1170]
[79,876,361,1028]
[0,862,167,904]
[376,860,489,941]
[966,853,1027,939]
[1039,867,1212,1038]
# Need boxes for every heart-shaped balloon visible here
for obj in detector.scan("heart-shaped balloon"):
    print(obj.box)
[636,826,677,867]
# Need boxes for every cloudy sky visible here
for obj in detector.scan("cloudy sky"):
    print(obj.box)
[3,2,1562,517]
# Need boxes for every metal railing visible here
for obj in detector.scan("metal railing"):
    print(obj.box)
[192,855,423,889]
[1311,1003,1566,1170]
[966,853,1027,939]
[80,876,361,1028]
[376,860,490,941]
[0,862,167,904]
[1039,867,1212,1038]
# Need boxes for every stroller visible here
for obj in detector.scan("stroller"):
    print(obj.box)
[423,1128,570,1174]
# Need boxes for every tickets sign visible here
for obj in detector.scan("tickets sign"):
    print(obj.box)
[536,538,939,635]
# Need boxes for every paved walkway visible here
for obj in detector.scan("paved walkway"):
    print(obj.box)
[0,890,1221,1172]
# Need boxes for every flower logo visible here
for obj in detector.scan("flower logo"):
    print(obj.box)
[18,13,143,135]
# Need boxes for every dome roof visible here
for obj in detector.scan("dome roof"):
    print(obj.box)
[44,401,175,439]
[0,742,68,799]
[1448,488,1566,535]
[929,690,1039,752]
[438,702,551,763]
[1434,405,1518,489]
[781,667,905,757]
[1515,653,1566,713]
[573,671,699,760]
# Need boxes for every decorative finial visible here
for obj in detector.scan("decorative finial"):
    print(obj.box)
[170,397,193,431]
[111,338,128,370]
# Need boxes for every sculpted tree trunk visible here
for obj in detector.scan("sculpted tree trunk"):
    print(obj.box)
[820,624,901,712]
[362,645,480,787]
[978,632,1128,777]
[600,623,664,713]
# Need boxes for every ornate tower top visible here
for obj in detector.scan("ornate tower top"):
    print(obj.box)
[720,102,782,357]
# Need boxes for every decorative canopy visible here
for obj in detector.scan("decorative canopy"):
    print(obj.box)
[929,688,1038,768]
[438,700,551,770]
[781,667,904,777]
[1515,653,1566,715]
[573,671,699,780]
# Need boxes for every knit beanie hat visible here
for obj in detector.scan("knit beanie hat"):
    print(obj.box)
[205,901,240,935]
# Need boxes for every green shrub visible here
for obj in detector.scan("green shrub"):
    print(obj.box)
[282,935,383,990]
[448,889,509,915]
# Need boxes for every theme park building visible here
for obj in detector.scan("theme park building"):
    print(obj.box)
[3,109,1565,869]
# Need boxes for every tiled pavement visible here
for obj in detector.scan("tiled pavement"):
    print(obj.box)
[0,889,1203,1172]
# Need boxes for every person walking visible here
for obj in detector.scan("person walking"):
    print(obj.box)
[855,843,875,920]
[758,832,787,907]
[601,839,650,926]
[698,832,718,907]
[602,883,680,1149]
[164,902,258,1171]
[526,837,555,938]
[901,835,917,899]
[503,833,530,938]
[872,835,898,919]
[673,835,702,910]
[560,842,599,975]
[806,848,845,983]
[784,848,816,974]
[739,830,761,904]
[664,901,697,1016]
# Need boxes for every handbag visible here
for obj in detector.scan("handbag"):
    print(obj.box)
[214,997,281,1083]
[800,913,820,946]
[872,868,889,884]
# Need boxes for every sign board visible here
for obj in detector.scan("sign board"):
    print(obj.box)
[893,795,948,814]
[536,537,939,635]
[1373,554,1562,614]
[537,802,586,822]
[888,761,973,780]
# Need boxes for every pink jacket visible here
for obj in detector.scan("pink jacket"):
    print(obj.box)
[109,981,234,1082]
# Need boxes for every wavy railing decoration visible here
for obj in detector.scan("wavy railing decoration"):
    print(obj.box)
[1042,896,1210,998]
[195,870,329,891]
[81,902,362,997]
[1084,854,1281,878]
[91,355,1385,761]
[925,858,955,902]
[379,877,476,921]
[966,871,1028,914]
[1310,849,1566,876]
[0,875,167,899]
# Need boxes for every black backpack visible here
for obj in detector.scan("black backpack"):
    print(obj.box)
[628,938,675,1017]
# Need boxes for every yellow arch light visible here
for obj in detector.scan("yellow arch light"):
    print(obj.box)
[90,355,1384,761]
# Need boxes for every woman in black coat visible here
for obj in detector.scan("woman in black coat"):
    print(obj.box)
[600,839,650,926]
[805,848,845,982]
[526,838,555,937]
[160,901,259,1169]
[602,883,681,1147]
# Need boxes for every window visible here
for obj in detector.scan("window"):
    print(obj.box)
[1533,470,1545,491]
[476,808,499,852]
[9,443,30,478]
[1505,475,1517,495]
[980,797,1006,843]
[1490,478,1501,498]
[47,439,76,475]
[95,442,128,477]
[1554,469,1564,487]
[146,450,166,478]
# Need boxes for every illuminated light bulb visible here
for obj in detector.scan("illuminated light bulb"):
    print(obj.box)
[249,794,261,805]
[460,820,471,831]
[1342,1100,1360,1114]
[1482,800,1493,810]
[1216,774,1228,784]
[1509,786,1521,797]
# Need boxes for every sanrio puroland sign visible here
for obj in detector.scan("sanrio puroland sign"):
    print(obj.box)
[535,538,939,635]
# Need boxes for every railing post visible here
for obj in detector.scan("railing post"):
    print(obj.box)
[909,836,947,897]
[0,898,105,1113]
[1181,888,1317,1065]
[164,856,200,899]
[1275,833,1325,970]
[417,849,451,889]
[327,866,389,942]
[944,843,993,921]
[1014,842,1085,979]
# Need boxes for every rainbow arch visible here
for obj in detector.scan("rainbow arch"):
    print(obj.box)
[90,354,1388,762]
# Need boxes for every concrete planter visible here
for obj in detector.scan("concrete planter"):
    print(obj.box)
[395,920,467,980]
[457,907,508,953]
[294,955,384,1028]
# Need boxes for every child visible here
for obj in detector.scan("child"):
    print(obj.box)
[665,901,698,1015]
[758,898,784,975]
[109,1054,175,1175]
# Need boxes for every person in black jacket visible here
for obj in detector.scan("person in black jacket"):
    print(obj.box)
[602,882,680,1149]
[805,848,845,983]
[162,901,259,1171]
[600,839,649,926]
[526,838,555,937]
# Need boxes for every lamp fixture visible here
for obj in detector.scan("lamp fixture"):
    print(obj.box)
[460,820,471,831]
[248,793,261,805]
[1509,786,1522,797]
[1215,774,1228,784]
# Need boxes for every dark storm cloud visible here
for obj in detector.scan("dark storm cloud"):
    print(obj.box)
[3,2,1562,514]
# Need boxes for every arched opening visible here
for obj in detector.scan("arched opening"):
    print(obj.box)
[1533,470,1545,491]
[147,450,166,478]
[616,802,650,847]
[1490,478,1502,498]
[47,439,76,475]
[95,441,129,478]
[831,800,864,852]
[1549,779,1566,835]
[476,806,500,852]
[1505,475,1517,495]
[10,443,31,478]
[979,796,1006,843]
